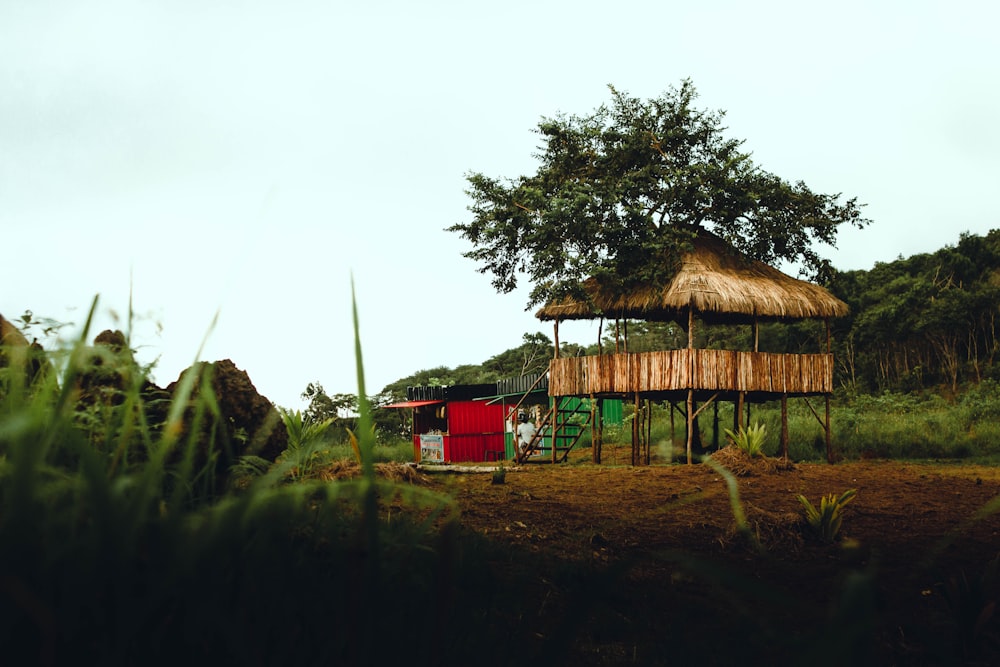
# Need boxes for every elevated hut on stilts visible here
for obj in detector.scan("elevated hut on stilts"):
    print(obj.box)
[535,232,849,464]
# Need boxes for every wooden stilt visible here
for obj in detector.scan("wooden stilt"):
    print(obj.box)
[735,393,744,434]
[825,394,833,463]
[686,389,694,464]
[687,307,695,465]
[645,399,652,464]
[589,394,596,463]
[781,394,789,459]
[633,392,640,466]
[712,399,719,451]
[670,400,676,461]
[825,319,834,463]
[551,398,559,464]
[593,397,603,464]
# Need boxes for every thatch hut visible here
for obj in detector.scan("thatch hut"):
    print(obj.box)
[534,232,848,464]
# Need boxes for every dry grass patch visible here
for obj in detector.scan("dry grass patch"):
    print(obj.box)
[708,445,797,476]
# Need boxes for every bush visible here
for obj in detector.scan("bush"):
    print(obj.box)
[797,489,857,542]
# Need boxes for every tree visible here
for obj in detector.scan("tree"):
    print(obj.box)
[449,80,869,309]
[827,230,1000,393]
[302,382,357,424]
[482,332,555,378]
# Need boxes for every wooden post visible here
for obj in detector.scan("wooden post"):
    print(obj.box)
[712,399,719,451]
[688,307,695,350]
[670,400,676,460]
[780,394,789,459]
[825,394,833,463]
[551,399,559,464]
[592,397,602,464]
[686,389,694,464]
[645,399,652,464]
[735,393,744,435]
[632,392,640,466]
[553,320,560,359]
[686,307,695,465]
[825,319,833,463]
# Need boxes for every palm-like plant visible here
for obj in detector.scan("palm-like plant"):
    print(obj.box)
[278,408,334,480]
[797,489,857,542]
[724,420,767,457]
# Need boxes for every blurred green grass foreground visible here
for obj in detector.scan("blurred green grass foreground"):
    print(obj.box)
[0,298,529,666]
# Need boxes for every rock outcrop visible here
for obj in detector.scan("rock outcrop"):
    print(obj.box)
[165,358,288,463]
[2,315,288,477]
[0,312,47,386]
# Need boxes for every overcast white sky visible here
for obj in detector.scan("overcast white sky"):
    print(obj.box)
[2,0,998,409]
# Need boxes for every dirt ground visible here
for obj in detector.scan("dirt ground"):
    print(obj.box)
[414,450,1000,665]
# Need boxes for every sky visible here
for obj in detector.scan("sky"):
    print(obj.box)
[2,0,998,409]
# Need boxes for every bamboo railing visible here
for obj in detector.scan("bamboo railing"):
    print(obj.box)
[548,350,834,396]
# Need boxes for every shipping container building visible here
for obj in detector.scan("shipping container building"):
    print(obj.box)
[384,375,622,464]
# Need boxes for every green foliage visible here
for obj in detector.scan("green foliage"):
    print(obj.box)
[724,420,767,457]
[301,381,356,424]
[0,296,503,666]
[797,489,857,542]
[591,389,1000,464]
[831,387,1000,461]
[451,79,868,308]
[13,308,71,342]
[830,230,1000,393]
[491,462,506,485]
[482,331,556,378]
[277,408,335,480]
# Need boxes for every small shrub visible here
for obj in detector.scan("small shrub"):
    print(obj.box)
[278,408,335,480]
[797,488,857,543]
[724,420,767,457]
[492,463,506,485]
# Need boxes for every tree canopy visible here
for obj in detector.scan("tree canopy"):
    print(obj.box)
[449,80,869,309]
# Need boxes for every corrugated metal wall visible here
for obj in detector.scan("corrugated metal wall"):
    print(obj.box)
[495,372,548,397]
[445,401,505,462]
[411,399,506,463]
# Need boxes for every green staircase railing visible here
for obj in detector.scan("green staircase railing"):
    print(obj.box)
[515,397,593,464]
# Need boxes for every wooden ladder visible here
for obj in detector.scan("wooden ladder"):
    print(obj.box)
[515,398,593,464]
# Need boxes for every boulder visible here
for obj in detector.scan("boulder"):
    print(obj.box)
[0,312,47,387]
[166,359,288,463]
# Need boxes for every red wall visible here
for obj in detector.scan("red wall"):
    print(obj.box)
[412,400,506,463]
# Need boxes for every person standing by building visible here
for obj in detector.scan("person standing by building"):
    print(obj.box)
[516,412,537,455]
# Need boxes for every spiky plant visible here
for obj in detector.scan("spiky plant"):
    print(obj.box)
[278,407,334,480]
[797,488,857,542]
[724,420,767,457]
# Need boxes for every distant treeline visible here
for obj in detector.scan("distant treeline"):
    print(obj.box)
[829,229,1000,394]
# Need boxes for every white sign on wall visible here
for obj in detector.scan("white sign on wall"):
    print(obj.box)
[419,434,444,463]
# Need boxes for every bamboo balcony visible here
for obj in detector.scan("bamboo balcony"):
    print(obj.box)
[548,350,834,398]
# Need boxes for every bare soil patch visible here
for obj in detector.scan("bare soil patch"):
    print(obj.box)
[419,453,1000,665]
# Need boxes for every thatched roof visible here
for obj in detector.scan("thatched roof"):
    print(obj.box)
[535,232,848,323]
